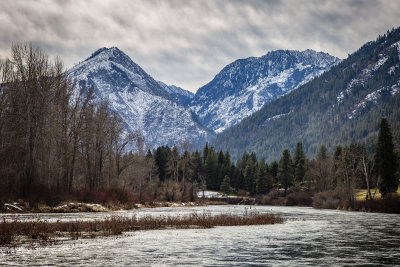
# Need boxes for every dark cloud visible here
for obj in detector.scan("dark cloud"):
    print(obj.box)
[1,0,399,92]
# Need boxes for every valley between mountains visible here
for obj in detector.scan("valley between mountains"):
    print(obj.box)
[68,46,340,156]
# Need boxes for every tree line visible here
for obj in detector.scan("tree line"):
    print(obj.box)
[213,26,400,162]
[0,44,398,208]
[0,44,144,204]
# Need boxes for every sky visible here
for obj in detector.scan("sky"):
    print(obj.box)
[1,0,400,93]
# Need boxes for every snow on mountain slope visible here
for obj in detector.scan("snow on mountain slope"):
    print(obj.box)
[190,49,341,133]
[157,81,194,107]
[68,47,213,148]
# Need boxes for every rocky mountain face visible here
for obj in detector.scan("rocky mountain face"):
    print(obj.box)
[189,49,341,133]
[212,28,400,161]
[68,47,213,148]
[157,81,194,107]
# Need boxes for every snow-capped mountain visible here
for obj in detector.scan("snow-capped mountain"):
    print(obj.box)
[157,81,194,107]
[68,47,213,148]
[190,49,341,133]
[213,27,400,162]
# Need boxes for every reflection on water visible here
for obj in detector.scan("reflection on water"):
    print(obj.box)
[1,205,399,266]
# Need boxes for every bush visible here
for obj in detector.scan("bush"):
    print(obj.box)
[286,191,313,206]
[259,190,286,205]
[312,190,345,209]
[236,190,248,197]
[157,180,195,202]
[354,194,400,213]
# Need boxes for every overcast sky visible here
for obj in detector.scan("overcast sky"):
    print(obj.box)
[1,0,399,92]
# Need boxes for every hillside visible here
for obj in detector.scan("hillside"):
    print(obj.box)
[190,49,340,133]
[68,47,213,148]
[213,27,400,161]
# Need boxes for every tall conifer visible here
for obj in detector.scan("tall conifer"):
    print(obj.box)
[375,118,398,197]
[278,149,294,195]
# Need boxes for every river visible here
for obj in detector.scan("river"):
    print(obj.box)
[1,205,399,266]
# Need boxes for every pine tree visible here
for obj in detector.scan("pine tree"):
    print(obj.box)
[203,142,209,163]
[317,145,328,161]
[294,142,306,183]
[204,149,218,190]
[375,118,398,197]
[220,175,231,194]
[256,159,270,194]
[244,158,256,195]
[269,161,279,184]
[190,150,204,184]
[278,149,294,195]
[154,146,170,182]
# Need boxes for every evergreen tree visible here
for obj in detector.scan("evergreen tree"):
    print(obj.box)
[190,150,204,184]
[317,145,328,161]
[375,118,398,197]
[269,161,279,184]
[146,149,152,158]
[203,142,209,163]
[278,149,294,195]
[294,142,306,183]
[216,151,225,187]
[204,149,218,190]
[244,158,256,195]
[154,146,170,182]
[220,175,231,194]
[256,159,270,194]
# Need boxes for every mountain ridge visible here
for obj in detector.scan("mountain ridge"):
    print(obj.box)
[212,27,400,161]
[68,47,214,149]
[189,49,340,133]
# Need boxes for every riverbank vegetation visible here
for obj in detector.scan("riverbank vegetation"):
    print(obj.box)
[0,44,399,214]
[0,211,284,248]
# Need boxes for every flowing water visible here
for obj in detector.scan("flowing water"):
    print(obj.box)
[1,205,399,266]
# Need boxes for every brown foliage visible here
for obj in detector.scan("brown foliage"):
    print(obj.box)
[353,195,400,213]
[0,212,284,247]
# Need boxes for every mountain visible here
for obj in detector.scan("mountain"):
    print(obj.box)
[68,47,213,148]
[189,49,340,133]
[213,27,400,162]
[157,81,194,107]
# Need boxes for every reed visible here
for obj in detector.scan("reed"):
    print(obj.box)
[0,211,284,247]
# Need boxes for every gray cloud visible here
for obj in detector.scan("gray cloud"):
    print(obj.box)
[1,0,399,92]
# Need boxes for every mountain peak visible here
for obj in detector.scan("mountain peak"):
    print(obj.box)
[212,27,400,161]
[84,46,129,64]
[190,49,340,133]
[69,46,175,101]
[68,48,213,148]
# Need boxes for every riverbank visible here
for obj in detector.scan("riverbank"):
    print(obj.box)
[0,211,284,248]
[2,188,399,214]
[1,200,232,214]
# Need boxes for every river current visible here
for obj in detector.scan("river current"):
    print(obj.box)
[1,205,399,266]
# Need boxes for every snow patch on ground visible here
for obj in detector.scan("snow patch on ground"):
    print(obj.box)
[265,112,290,123]
[334,47,393,108]
[196,191,235,198]
[348,80,400,119]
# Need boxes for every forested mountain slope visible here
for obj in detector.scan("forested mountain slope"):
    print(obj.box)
[190,50,339,133]
[213,27,400,162]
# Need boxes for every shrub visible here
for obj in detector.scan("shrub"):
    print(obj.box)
[313,190,341,209]
[354,194,400,213]
[286,191,313,206]
[259,189,286,205]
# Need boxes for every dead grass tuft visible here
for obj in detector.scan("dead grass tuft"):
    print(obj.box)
[0,212,284,247]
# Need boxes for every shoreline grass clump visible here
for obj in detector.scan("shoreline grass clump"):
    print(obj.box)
[0,212,284,247]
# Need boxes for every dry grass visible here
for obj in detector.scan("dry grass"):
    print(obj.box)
[0,212,284,247]
[355,186,400,201]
